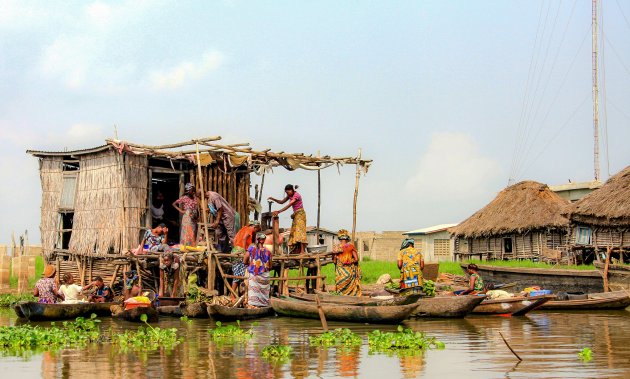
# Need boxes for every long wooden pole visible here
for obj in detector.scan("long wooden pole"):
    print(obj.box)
[195,143,214,291]
[499,331,522,361]
[603,246,611,292]
[592,0,601,181]
[351,148,362,243]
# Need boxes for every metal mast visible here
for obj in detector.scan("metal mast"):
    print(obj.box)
[592,0,601,181]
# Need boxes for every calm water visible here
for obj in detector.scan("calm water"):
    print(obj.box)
[1,308,629,379]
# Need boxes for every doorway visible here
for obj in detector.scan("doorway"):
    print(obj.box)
[150,171,184,243]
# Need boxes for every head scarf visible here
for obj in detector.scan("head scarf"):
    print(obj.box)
[249,220,260,226]
[338,234,350,241]
[337,229,349,238]
[185,183,194,192]
[400,238,415,250]
[256,232,267,241]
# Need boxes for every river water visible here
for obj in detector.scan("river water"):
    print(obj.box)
[1,308,629,379]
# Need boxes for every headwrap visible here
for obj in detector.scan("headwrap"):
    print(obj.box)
[185,183,194,192]
[256,232,267,241]
[400,238,415,250]
[249,220,260,226]
[338,234,350,241]
[337,229,349,238]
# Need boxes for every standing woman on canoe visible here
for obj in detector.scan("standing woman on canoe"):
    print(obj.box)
[333,231,362,296]
[397,238,424,292]
[269,184,307,254]
[33,265,62,304]
[173,183,199,247]
[243,233,272,308]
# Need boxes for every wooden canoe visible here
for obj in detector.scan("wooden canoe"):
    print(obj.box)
[411,295,486,318]
[595,262,630,292]
[180,302,209,318]
[158,297,185,307]
[292,292,421,306]
[16,301,118,321]
[207,304,273,321]
[471,295,554,316]
[157,305,183,317]
[113,306,159,323]
[270,297,418,324]
[538,291,630,310]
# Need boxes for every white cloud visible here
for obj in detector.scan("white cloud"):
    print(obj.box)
[85,2,113,28]
[150,51,225,90]
[405,132,503,203]
[44,123,107,149]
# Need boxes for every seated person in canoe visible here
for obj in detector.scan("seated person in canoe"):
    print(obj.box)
[59,273,85,304]
[244,233,272,308]
[457,264,485,296]
[34,265,62,304]
[84,276,114,303]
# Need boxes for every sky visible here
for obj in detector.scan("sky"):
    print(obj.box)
[1,0,629,244]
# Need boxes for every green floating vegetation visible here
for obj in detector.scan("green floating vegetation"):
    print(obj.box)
[578,347,592,362]
[368,326,445,356]
[110,312,180,351]
[208,321,253,343]
[261,345,292,362]
[0,314,100,353]
[0,293,36,307]
[309,328,362,348]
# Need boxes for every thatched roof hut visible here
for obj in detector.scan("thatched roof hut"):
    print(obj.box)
[450,181,570,238]
[568,165,630,227]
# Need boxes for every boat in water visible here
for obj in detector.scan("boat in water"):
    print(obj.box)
[471,294,554,316]
[537,290,630,311]
[595,262,630,291]
[411,295,486,318]
[15,301,118,321]
[207,304,273,321]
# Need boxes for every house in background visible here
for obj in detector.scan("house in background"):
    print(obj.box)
[282,226,339,252]
[356,231,406,261]
[550,181,602,203]
[403,223,458,262]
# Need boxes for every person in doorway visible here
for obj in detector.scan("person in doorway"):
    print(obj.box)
[333,231,362,296]
[151,191,166,227]
[159,251,181,297]
[84,276,113,303]
[33,265,61,304]
[59,273,84,303]
[206,191,237,252]
[397,238,424,291]
[137,223,169,253]
[269,184,307,254]
[458,264,484,295]
[230,220,261,297]
[173,183,199,247]
[244,233,272,308]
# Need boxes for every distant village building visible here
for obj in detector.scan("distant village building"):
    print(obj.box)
[549,181,602,203]
[566,165,630,260]
[355,231,406,261]
[281,227,338,252]
[450,181,571,261]
[403,224,458,262]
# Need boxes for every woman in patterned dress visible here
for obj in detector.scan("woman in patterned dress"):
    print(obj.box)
[269,184,307,254]
[397,238,424,291]
[33,265,61,304]
[244,233,273,308]
[333,232,362,296]
[173,183,199,247]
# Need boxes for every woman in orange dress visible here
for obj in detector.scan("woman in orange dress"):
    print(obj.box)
[333,231,361,296]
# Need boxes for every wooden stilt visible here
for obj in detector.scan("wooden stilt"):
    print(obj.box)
[351,149,362,243]
[603,246,611,292]
[195,143,215,291]
[214,255,238,298]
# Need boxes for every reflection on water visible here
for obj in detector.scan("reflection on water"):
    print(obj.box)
[0,309,629,378]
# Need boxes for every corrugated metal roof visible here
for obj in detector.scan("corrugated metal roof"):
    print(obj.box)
[403,223,458,236]
[26,144,111,157]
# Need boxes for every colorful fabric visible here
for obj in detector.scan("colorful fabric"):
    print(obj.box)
[471,273,484,292]
[232,261,246,282]
[143,229,165,250]
[288,208,307,247]
[400,238,415,250]
[335,264,362,296]
[335,243,357,265]
[290,191,304,212]
[247,271,270,307]
[208,192,236,245]
[233,226,256,250]
[35,278,57,304]
[95,285,113,301]
[175,195,199,246]
[397,247,423,289]
[246,245,272,275]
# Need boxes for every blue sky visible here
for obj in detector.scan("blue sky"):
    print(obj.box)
[1,1,629,244]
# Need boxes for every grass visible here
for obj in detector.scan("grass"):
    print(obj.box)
[8,255,45,290]
[462,259,596,271]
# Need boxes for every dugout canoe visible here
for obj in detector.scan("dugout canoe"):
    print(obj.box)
[411,295,486,318]
[293,292,421,306]
[180,302,209,318]
[158,297,185,307]
[207,304,273,321]
[112,306,159,323]
[595,262,630,292]
[471,295,554,316]
[157,305,183,317]
[270,297,417,324]
[16,301,117,321]
[537,291,630,311]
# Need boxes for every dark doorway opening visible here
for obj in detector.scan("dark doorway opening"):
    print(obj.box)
[503,237,513,254]
[151,172,182,243]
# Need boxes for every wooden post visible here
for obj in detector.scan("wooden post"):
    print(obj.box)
[195,143,214,291]
[603,246,611,292]
[315,294,328,331]
[351,149,362,243]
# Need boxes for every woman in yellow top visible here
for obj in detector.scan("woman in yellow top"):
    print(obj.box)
[397,238,424,291]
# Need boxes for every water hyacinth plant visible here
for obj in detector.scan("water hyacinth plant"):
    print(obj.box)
[368,326,445,355]
[0,294,36,307]
[261,345,292,362]
[208,321,253,343]
[309,328,362,348]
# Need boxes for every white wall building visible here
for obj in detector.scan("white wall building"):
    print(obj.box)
[403,223,458,262]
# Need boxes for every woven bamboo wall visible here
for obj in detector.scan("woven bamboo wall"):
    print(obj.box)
[39,157,63,260]
[122,154,149,249]
[69,151,124,256]
[203,165,250,229]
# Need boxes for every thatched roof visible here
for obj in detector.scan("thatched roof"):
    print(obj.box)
[449,181,570,238]
[568,165,630,227]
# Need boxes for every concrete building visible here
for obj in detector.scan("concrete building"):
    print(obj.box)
[282,226,339,252]
[550,181,602,203]
[356,231,407,261]
[403,224,458,262]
